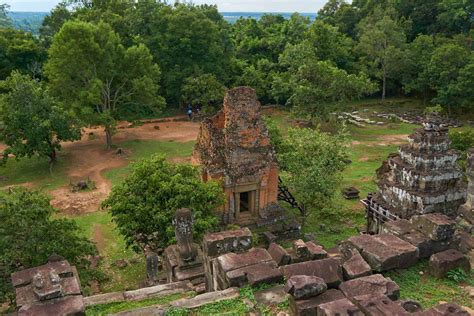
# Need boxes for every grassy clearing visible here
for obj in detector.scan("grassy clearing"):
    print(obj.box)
[105,139,195,185]
[73,211,146,293]
[0,152,69,190]
[385,261,474,309]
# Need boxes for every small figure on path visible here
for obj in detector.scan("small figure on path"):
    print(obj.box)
[187,104,193,120]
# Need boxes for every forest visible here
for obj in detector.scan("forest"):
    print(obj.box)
[0,0,473,313]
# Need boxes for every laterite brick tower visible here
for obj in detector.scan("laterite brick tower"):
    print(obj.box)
[365,115,466,233]
[193,87,280,225]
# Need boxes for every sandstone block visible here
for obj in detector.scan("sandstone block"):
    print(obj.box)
[284,275,327,300]
[170,287,240,309]
[18,296,85,316]
[342,249,372,280]
[306,241,328,260]
[411,213,456,241]
[293,239,310,258]
[351,295,409,316]
[345,234,419,271]
[428,249,471,278]
[268,243,291,266]
[339,274,400,301]
[246,263,283,287]
[417,303,470,315]
[281,258,343,288]
[317,298,362,316]
[289,289,345,316]
[202,228,252,257]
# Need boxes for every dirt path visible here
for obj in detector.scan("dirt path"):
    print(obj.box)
[2,118,200,215]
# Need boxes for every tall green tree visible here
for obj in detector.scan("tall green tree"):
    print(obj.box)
[428,43,472,112]
[102,155,225,252]
[0,28,45,80]
[356,8,406,101]
[0,3,11,28]
[45,20,165,148]
[39,3,72,47]
[277,128,348,227]
[181,73,226,113]
[0,72,81,166]
[0,188,97,303]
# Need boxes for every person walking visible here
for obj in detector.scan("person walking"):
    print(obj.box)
[187,104,193,120]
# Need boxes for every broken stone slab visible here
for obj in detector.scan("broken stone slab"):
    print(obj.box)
[246,263,283,287]
[18,296,85,316]
[351,295,408,315]
[317,298,363,316]
[338,274,400,301]
[284,275,327,300]
[457,231,474,254]
[170,287,240,309]
[382,219,416,236]
[344,234,419,272]
[123,281,193,301]
[254,285,289,306]
[112,306,166,316]
[306,241,328,260]
[83,291,125,306]
[202,228,252,257]
[263,231,277,247]
[289,289,345,316]
[428,249,471,278]
[268,243,292,266]
[217,247,273,273]
[416,303,470,315]
[411,213,456,241]
[293,239,310,258]
[281,258,343,289]
[341,249,372,280]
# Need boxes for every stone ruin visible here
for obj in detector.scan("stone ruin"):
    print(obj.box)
[163,208,205,293]
[10,216,473,315]
[10,257,85,315]
[459,148,474,226]
[364,115,467,233]
[193,86,282,226]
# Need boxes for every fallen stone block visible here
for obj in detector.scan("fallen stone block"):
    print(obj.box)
[202,228,252,257]
[345,234,419,271]
[246,263,283,287]
[399,300,423,313]
[18,296,85,316]
[342,249,372,280]
[339,274,400,301]
[317,298,362,316]
[83,291,125,306]
[411,213,456,241]
[263,231,277,247]
[268,243,292,266]
[123,281,192,301]
[402,231,435,259]
[428,249,471,278]
[417,303,470,315]
[170,287,240,309]
[254,285,288,306]
[281,258,343,288]
[284,275,327,300]
[293,239,310,258]
[351,295,408,315]
[306,241,328,260]
[457,231,474,254]
[289,289,345,316]
[113,306,166,316]
[382,219,415,236]
[217,248,273,273]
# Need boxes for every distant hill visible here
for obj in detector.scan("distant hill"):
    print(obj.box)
[8,12,48,36]
[6,11,316,36]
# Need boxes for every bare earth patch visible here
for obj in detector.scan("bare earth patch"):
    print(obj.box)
[2,118,200,215]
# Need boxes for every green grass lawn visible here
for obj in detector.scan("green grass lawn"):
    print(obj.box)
[105,139,195,185]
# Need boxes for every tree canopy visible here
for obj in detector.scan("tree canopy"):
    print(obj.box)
[0,188,97,302]
[0,72,81,165]
[102,155,225,252]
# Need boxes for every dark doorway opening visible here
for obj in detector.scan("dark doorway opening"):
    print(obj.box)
[240,191,250,212]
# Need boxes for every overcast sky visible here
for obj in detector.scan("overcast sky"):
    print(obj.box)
[5,0,326,13]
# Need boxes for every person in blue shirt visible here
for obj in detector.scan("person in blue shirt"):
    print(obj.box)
[187,104,193,120]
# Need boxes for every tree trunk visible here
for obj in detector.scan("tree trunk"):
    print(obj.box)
[382,71,387,103]
[49,149,57,173]
[105,126,113,149]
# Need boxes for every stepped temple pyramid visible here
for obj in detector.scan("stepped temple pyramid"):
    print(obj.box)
[364,115,467,233]
[193,87,281,226]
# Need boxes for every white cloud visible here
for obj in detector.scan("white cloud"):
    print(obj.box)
[5,0,327,12]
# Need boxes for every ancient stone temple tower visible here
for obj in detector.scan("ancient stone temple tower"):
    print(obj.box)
[364,116,466,233]
[193,87,280,225]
